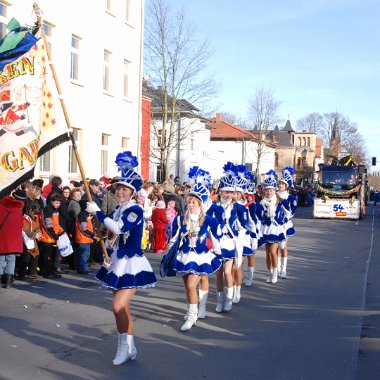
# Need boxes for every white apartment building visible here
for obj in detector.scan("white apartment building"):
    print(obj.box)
[3,0,144,184]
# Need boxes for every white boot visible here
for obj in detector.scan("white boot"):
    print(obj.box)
[232,285,241,304]
[126,334,137,361]
[181,304,198,331]
[281,257,288,278]
[198,290,208,319]
[224,287,233,311]
[183,303,189,320]
[215,291,225,313]
[113,333,129,365]
[272,268,278,284]
[245,267,254,287]
[266,269,273,283]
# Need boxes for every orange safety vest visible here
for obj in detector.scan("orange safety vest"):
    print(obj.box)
[75,216,94,244]
[39,212,63,244]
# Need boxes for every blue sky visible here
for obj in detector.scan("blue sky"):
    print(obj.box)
[162,0,380,166]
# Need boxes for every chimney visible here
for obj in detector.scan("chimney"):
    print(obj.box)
[216,113,222,122]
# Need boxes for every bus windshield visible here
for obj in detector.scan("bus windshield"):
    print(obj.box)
[320,169,357,186]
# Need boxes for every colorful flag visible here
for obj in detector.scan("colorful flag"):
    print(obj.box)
[0,19,69,198]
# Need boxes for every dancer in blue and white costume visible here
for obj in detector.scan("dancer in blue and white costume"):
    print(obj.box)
[257,170,291,284]
[276,166,297,279]
[244,171,262,287]
[169,167,222,331]
[86,151,157,366]
[232,165,252,303]
[207,162,247,312]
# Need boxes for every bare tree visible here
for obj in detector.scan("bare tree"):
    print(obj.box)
[296,111,369,164]
[247,87,281,180]
[296,112,324,134]
[221,112,249,129]
[144,0,219,180]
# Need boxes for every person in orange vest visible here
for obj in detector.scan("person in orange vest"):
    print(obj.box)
[38,193,65,278]
[75,200,98,274]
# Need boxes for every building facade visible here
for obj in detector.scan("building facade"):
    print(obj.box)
[5,0,144,184]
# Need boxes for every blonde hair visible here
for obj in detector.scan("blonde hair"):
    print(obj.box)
[26,185,41,200]
[184,195,205,226]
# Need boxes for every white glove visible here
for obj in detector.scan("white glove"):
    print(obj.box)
[103,259,112,270]
[86,201,101,214]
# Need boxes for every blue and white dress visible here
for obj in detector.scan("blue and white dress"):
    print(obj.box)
[246,202,260,252]
[206,200,247,261]
[235,201,253,259]
[257,196,291,244]
[170,212,222,275]
[95,200,157,290]
[277,190,297,237]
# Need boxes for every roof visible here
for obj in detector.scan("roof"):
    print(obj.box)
[208,117,258,140]
[281,120,295,132]
[142,81,199,113]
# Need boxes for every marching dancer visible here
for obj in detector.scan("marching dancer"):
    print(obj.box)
[258,170,291,284]
[232,165,252,303]
[207,162,246,312]
[244,172,260,287]
[168,167,222,331]
[276,166,297,278]
[86,151,157,365]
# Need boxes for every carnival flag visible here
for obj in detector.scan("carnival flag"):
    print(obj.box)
[0,18,69,198]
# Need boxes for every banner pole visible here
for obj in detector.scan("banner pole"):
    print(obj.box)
[33,3,110,263]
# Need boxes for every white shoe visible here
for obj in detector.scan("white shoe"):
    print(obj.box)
[215,291,224,313]
[127,346,137,361]
[224,287,233,311]
[198,290,208,319]
[266,269,273,283]
[183,304,189,320]
[232,285,241,304]
[271,269,278,284]
[245,271,253,287]
[224,298,233,311]
[181,304,198,331]
[113,333,133,365]
[280,271,287,279]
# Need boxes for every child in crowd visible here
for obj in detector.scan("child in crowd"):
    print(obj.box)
[165,199,178,242]
[38,193,65,279]
[74,200,97,274]
[151,200,168,254]
[18,201,42,280]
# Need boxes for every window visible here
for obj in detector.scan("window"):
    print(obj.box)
[39,152,51,172]
[125,0,131,23]
[0,3,7,39]
[298,137,301,146]
[157,129,163,148]
[103,50,111,92]
[43,22,54,57]
[70,35,80,80]
[156,166,164,183]
[190,132,194,150]
[307,137,310,147]
[68,128,80,173]
[101,133,110,174]
[275,153,279,167]
[303,137,306,146]
[106,0,112,12]
[122,137,129,148]
[123,59,130,98]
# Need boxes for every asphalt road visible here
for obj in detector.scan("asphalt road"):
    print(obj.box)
[1,205,380,380]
